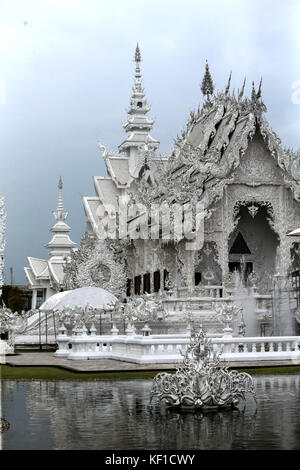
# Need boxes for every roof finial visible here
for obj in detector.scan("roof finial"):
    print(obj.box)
[256,77,263,99]
[135,43,141,63]
[238,77,246,101]
[201,60,214,99]
[225,71,232,95]
[57,176,64,211]
[251,81,256,101]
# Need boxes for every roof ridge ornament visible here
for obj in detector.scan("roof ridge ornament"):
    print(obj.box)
[238,77,246,101]
[256,77,263,100]
[251,81,257,102]
[201,60,215,101]
[225,71,232,95]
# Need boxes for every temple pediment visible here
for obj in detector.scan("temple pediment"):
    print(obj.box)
[231,130,285,186]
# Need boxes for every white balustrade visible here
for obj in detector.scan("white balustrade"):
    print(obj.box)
[55,332,300,364]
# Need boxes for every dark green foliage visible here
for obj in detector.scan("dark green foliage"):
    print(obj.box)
[1,285,26,312]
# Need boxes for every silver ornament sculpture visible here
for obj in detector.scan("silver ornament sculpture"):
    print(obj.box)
[151,326,256,410]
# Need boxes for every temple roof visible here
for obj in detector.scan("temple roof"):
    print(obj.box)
[48,261,65,285]
[132,80,300,210]
[28,257,49,279]
[45,233,77,249]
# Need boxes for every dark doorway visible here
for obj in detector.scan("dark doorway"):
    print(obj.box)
[134,275,141,295]
[143,273,151,293]
[195,272,202,286]
[153,270,160,292]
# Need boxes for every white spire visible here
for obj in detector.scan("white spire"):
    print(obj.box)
[119,43,159,154]
[45,177,76,260]
[52,176,68,225]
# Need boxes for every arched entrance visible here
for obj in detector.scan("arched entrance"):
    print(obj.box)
[229,204,279,292]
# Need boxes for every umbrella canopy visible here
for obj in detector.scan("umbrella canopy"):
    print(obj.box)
[39,290,71,311]
[50,286,117,312]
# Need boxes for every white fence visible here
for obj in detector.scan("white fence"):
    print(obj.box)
[54,332,300,364]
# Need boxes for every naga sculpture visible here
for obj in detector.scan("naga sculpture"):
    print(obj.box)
[151,326,256,410]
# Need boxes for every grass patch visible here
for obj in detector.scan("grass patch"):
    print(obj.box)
[1,364,300,381]
[15,348,56,354]
[236,366,300,375]
[0,365,171,381]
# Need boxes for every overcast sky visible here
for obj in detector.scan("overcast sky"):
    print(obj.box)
[1,0,300,285]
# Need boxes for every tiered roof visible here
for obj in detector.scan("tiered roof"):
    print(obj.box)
[25,178,76,289]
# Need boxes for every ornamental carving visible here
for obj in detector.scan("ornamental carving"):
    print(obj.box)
[63,233,127,298]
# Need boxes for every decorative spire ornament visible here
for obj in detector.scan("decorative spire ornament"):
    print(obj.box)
[57,176,64,212]
[119,43,159,157]
[256,77,263,99]
[201,60,214,100]
[225,71,232,95]
[251,81,256,102]
[238,77,246,101]
[46,177,76,260]
[53,176,67,223]
[135,43,141,63]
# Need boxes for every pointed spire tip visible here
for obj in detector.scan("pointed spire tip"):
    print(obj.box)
[135,43,141,62]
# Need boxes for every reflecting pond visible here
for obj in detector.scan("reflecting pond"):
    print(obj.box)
[1,374,300,450]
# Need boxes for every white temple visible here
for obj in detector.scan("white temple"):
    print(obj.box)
[22,44,300,339]
[24,178,76,309]
[68,44,300,337]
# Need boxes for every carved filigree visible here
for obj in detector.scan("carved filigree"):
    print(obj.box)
[151,326,256,409]
[63,233,127,298]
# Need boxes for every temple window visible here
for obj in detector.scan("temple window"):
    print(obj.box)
[36,289,45,308]
[153,270,160,292]
[134,275,141,295]
[143,273,151,293]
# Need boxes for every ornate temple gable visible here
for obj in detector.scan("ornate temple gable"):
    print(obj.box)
[105,157,133,188]
[231,130,285,186]
[142,95,300,214]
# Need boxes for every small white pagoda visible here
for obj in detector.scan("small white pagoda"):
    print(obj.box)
[24,178,76,308]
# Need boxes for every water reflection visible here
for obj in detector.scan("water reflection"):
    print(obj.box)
[2,375,300,450]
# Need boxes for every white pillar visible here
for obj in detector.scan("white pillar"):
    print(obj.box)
[31,289,37,309]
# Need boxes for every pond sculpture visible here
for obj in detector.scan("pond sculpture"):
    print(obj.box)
[151,326,256,410]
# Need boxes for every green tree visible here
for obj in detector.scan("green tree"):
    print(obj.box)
[6,286,26,313]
